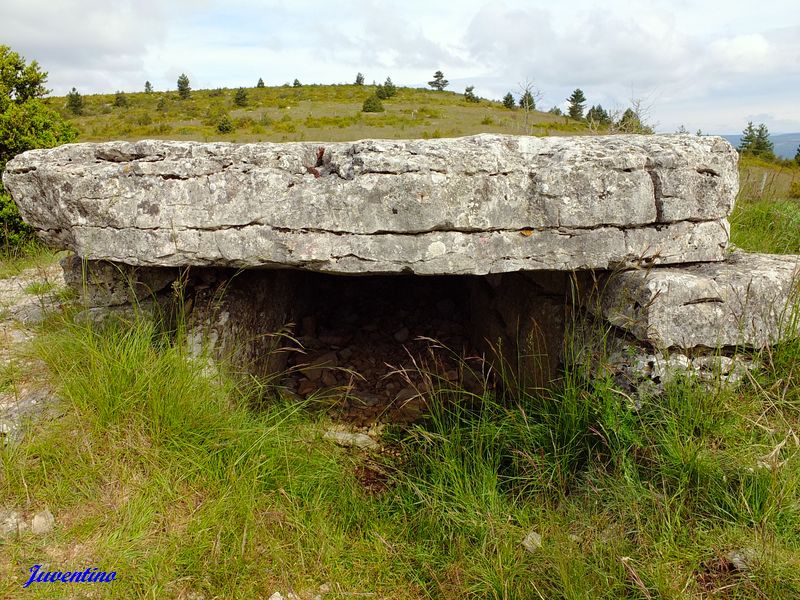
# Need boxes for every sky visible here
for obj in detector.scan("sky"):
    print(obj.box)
[2,0,799,134]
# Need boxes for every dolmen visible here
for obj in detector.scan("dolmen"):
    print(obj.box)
[4,134,799,394]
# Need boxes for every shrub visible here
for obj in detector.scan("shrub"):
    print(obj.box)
[362,95,384,113]
[234,87,248,107]
[789,181,800,199]
[1,45,77,249]
[114,91,128,107]
[216,114,234,133]
[464,86,479,103]
[66,87,83,115]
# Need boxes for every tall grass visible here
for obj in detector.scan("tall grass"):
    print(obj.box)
[3,310,799,598]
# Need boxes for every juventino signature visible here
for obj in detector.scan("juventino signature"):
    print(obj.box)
[23,565,117,588]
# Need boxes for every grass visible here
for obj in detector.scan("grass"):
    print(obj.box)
[46,83,589,144]
[1,90,798,598]
[1,302,799,598]
[730,157,800,255]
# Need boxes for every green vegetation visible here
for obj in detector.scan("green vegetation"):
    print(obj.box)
[1,285,799,597]
[519,89,535,111]
[730,155,800,254]
[234,87,248,107]
[361,95,384,113]
[428,70,449,91]
[0,46,77,251]
[739,122,775,161]
[502,92,515,109]
[177,73,191,100]
[42,82,588,145]
[567,88,587,120]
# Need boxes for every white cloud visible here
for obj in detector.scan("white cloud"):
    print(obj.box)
[0,0,797,132]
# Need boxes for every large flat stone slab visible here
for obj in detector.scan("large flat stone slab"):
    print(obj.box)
[2,134,737,275]
[596,252,800,349]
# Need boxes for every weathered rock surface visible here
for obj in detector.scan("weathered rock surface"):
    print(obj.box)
[595,251,800,349]
[61,255,177,307]
[2,134,737,274]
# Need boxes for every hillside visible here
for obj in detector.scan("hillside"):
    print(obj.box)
[48,84,589,143]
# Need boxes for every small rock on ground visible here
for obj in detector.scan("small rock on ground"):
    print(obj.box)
[323,430,378,449]
[522,530,543,553]
[31,508,55,535]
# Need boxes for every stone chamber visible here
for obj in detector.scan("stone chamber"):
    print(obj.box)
[4,134,799,423]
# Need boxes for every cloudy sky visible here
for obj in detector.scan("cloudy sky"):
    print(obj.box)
[2,0,798,134]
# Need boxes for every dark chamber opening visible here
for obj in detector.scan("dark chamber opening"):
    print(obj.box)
[282,274,489,426]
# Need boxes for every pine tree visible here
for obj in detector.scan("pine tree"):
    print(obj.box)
[519,90,535,110]
[464,86,479,103]
[66,87,83,115]
[754,123,775,160]
[739,122,774,160]
[567,88,586,120]
[795,144,800,165]
[502,92,515,109]
[256,78,265,88]
[234,87,248,107]
[293,78,301,87]
[383,77,397,97]
[428,71,448,91]
[144,81,153,93]
[177,73,191,99]
[548,106,562,116]
[585,104,610,126]
[355,72,365,85]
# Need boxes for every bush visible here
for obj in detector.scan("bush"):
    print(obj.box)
[789,181,800,199]
[1,45,77,249]
[216,114,234,133]
[114,91,128,108]
[234,87,248,107]
[66,87,83,115]
[362,95,384,113]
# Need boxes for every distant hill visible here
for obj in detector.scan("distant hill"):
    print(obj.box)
[721,133,800,160]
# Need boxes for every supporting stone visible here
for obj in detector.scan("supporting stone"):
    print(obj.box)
[592,251,800,349]
[185,269,301,378]
[61,255,178,307]
[469,272,568,391]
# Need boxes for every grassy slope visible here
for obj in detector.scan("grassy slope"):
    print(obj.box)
[46,84,586,144]
[1,89,799,598]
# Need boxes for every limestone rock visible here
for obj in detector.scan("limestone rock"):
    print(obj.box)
[522,530,543,553]
[61,255,177,307]
[323,430,378,449]
[0,509,27,537]
[31,508,55,535]
[595,251,800,349]
[2,135,737,275]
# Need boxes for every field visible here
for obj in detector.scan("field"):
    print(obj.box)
[51,84,586,144]
[1,86,800,599]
